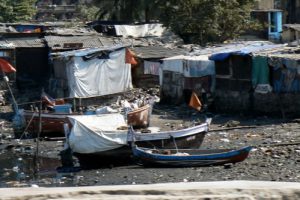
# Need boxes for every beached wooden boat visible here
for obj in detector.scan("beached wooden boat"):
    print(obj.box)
[132,145,252,167]
[22,104,151,136]
[67,115,210,168]
[22,111,74,135]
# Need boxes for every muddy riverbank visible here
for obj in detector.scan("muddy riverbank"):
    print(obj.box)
[1,101,300,188]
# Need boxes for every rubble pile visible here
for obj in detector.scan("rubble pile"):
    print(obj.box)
[0,91,5,106]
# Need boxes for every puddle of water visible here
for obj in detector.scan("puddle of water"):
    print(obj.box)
[0,150,80,188]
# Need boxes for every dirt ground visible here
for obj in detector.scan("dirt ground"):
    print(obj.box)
[1,99,300,188]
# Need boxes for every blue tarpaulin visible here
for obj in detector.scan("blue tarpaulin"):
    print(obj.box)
[209,43,284,61]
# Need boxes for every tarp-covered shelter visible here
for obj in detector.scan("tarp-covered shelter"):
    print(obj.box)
[161,55,215,104]
[209,42,284,92]
[51,46,133,98]
[207,41,293,113]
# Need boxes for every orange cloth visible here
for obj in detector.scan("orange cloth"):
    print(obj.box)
[189,92,202,111]
[125,49,137,65]
[0,58,16,73]
[41,92,65,107]
[55,99,65,105]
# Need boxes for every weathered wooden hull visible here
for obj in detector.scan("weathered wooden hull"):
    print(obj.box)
[23,111,74,136]
[72,122,209,168]
[22,104,151,136]
[132,146,252,167]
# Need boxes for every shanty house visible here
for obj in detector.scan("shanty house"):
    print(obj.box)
[251,9,283,41]
[130,46,187,88]
[282,24,300,44]
[160,55,215,105]
[209,41,286,113]
[50,46,133,98]
[0,36,49,89]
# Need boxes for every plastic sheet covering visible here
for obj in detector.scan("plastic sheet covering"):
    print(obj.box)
[114,24,165,38]
[68,114,128,154]
[209,43,284,61]
[66,48,132,98]
[269,57,300,93]
[162,55,215,77]
[252,56,270,87]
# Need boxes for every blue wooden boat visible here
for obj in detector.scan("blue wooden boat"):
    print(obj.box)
[132,145,252,167]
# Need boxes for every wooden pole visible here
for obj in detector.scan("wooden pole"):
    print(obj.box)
[36,97,42,157]
[34,89,43,175]
[73,98,76,112]
[1,70,18,112]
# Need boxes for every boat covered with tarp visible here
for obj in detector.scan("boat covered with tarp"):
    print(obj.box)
[66,114,210,168]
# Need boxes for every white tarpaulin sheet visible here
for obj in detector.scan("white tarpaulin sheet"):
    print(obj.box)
[68,114,128,154]
[162,55,215,77]
[114,24,165,38]
[66,48,132,98]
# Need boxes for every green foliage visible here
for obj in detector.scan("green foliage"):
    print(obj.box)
[77,4,99,22]
[13,0,37,22]
[0,0,14,22]
[0,0,36,23]
[160,0,257,45]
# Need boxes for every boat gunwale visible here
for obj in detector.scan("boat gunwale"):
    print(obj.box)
[134,145,253,160]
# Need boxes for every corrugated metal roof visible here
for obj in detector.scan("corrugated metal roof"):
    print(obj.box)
[267,53,300,60]
[45,27,99,36]
[45,35,130,50]
[131,46,187,59]
[283,24,300,32]
[0,37,45,48]
[51,45,125,58]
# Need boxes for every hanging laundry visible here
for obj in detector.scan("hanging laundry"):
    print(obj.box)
[144,61,160,75]
[252,56,270,88]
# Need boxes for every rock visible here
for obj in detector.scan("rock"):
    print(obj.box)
[31,184,39,188]
[220,138,230,143]
[224,163,233,169]
[224,120,240,127]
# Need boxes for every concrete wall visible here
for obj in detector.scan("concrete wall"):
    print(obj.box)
[214,91,252,113]
[254,0,275,9]
[160,71,184,104]
[214,90,300,117]
[282,28,300,43]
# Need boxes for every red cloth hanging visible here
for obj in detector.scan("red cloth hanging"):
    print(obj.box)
[0,58,16,73]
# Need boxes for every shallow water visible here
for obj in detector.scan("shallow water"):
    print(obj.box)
[0,150,80,188]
